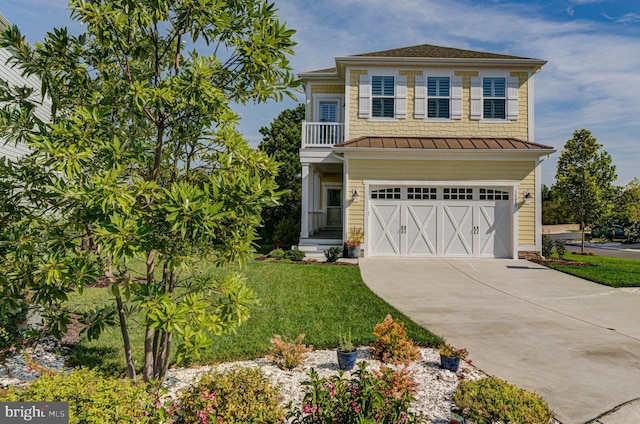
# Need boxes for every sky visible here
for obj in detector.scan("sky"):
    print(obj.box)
[1,0,639,187]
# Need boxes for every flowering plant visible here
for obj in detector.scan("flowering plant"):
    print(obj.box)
[288,362,423,423]
[345,227,364,247]
[267,333,313,370]
[439,344,469,360]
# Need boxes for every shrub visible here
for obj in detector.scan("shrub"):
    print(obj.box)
[0,368,152,423]
[273,217,299,250]
[554,239,567,259]
[267,334,312,370]
[453,377,554,424]
[371,315,419,365]
[324,246,342,262]
[268,248,285,259]
[172,367,284,424]
[283,249,305,261]
[627,220,640,243]
[541,233,553,258]
[288,362,421,423]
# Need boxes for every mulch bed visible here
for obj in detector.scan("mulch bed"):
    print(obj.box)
[529,258,591,267]
[254,256,358,266]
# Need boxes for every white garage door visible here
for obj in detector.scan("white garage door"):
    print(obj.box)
[369,186,512,258]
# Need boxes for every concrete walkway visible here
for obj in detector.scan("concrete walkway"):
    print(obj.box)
[359,258,640,424]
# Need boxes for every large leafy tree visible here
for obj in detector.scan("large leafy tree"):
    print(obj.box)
[555,129,617,252]
[608,178,640,226]
[258,103,304,236]
[0,0,298,383]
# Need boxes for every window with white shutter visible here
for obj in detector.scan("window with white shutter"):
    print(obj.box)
[483,77,506,119]
[359,73,406,119]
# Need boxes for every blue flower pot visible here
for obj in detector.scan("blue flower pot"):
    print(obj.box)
[440,354,461,371]
[337,349,357,370]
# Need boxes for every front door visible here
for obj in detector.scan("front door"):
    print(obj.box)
[326,188,342,227]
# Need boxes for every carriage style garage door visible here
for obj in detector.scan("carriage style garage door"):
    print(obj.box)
[368,186,512,258]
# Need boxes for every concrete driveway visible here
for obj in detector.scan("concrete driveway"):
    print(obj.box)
[359,258,640,424]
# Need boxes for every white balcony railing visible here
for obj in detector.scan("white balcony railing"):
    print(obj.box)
[302,122,345,147]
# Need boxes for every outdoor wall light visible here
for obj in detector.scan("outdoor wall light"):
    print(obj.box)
[352,188,360,203]
[523,190,531,205]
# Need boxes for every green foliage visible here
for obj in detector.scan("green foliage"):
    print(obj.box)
[0,368,153,424]
[607,178,640,226]
[439,344,469,359]
[541,233,554,258]
[273,216,300,249]
[283,249,305,261]
[453,377,554,424]
[555,129,617,252]
[542,184,574,225]
[554,239,567,259]
[288,363,422,423]
[172,367,284,424]
[0,0,299,383]
[267,333,312,370]
[371,315,420,365]
[268,248,285,259]
[324,246,342,262]
[338,331,355,353]
[259,104,305,234]
[627,220,640,243]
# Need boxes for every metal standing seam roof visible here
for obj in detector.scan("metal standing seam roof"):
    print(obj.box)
[334,136,554,150]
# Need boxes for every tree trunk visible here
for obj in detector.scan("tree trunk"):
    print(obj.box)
[115,294,136,381]
[143,326,155,382]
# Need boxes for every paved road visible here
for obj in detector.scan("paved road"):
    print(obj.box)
[360,258,640,424]
[551,232,640,260]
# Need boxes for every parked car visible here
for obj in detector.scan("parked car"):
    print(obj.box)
[591,224,626,240]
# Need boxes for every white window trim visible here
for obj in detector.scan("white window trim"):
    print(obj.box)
[472,72,519,122]
[313,93,344,122]
[416,71,461,121]
[359,70,406,121]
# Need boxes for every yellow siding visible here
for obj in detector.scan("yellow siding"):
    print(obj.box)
[346,159,537,246]
[347,69,529,140]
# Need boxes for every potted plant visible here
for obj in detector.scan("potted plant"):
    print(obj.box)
[336,332,358,370]
[345,227,364,258]
[439,343,468,371]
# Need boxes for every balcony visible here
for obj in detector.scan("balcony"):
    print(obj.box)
[302,122,345,148]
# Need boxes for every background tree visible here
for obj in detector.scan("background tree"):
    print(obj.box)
[0,0,298,383]
[555,129,617,252]
[541,184,574,225]
[607,178,640,226]
[258,103,304,246]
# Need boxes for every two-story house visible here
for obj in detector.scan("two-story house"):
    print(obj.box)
[298,44,555,259]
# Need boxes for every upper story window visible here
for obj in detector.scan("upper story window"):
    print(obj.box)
[427,77,450,118]
[319,101,338,122]
[371,76,395,118]
[471,75,519,121]
[415,75,462,120]
[483,77,506,119]
[359,73,407,119]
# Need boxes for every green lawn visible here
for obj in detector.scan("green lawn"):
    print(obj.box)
[543,252,640,288]
[67,261,443,375]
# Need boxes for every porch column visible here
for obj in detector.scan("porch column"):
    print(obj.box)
[300,163,310,239]
[313,170,321,232]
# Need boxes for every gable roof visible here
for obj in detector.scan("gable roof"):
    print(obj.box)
[334,136,554,151]
[352,44,533,60]
[300,43,546,79]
